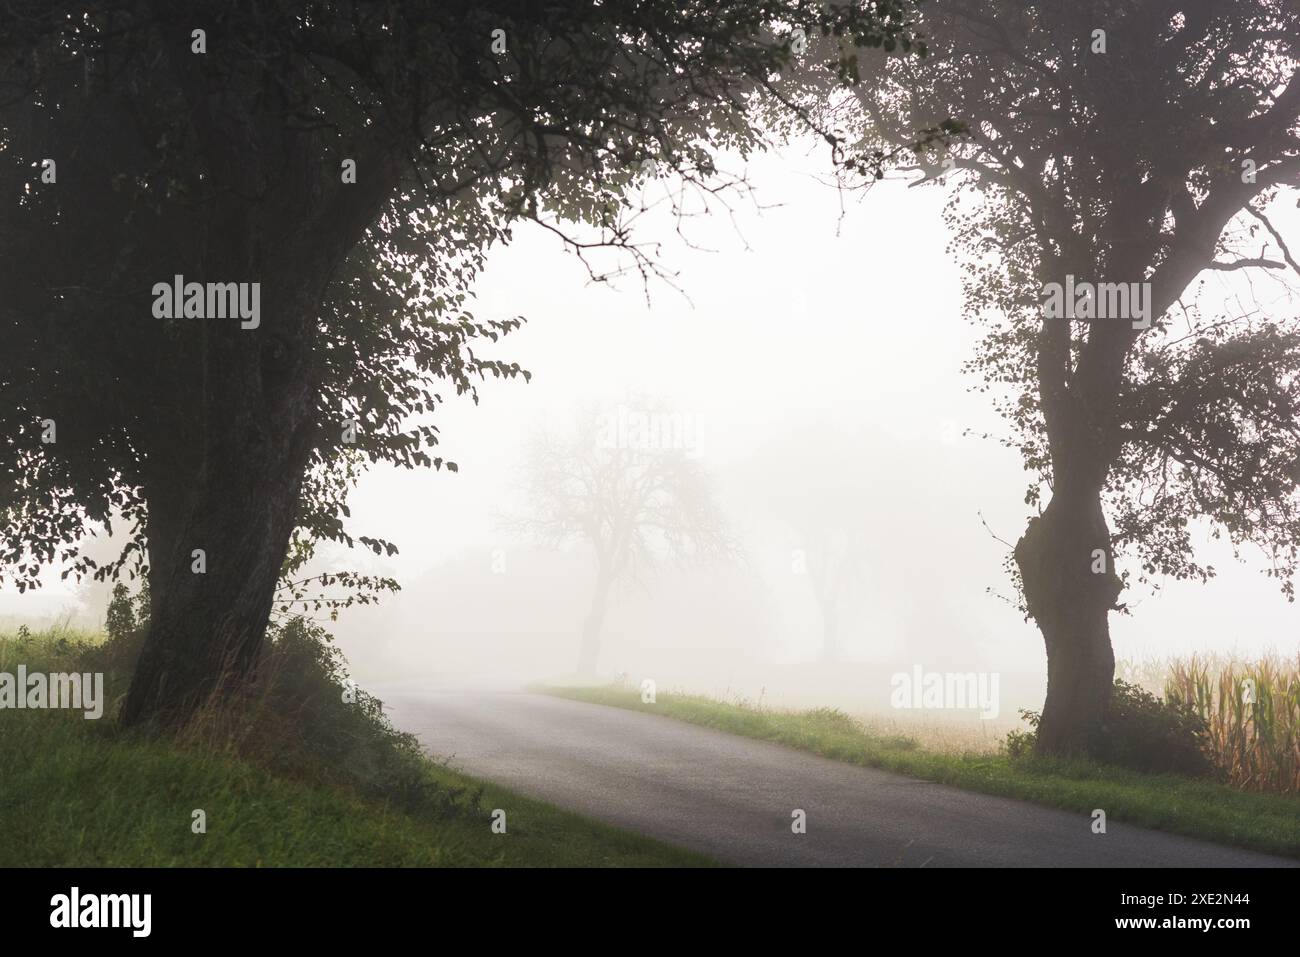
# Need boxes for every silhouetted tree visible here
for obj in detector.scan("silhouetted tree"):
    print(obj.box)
[747,436,873,661]
[797,523,866,662]
[835,0,1300,754]
[0,1,922,726]
[510,407,736,674]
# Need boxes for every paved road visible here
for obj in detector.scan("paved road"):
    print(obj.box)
[378,687,1296,867]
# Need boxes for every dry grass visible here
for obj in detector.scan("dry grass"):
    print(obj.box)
[854,713,1008,755]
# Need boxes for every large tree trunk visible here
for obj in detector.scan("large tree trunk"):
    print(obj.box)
[120,239,322,728]
[120,443,310,729]
[577,568,614,676]
[109,37,402,729]
[1014,486,1122,756]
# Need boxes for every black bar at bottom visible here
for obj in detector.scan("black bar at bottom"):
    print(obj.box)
[5,866,1290,943]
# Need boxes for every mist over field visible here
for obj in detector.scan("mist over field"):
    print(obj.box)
[8,142,1298,732]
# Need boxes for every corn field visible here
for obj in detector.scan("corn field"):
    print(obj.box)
[1156,653,1300,795]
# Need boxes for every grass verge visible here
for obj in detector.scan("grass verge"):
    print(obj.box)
[0,711,708,866]
[0,627,708,867]
[545,685,1300,859]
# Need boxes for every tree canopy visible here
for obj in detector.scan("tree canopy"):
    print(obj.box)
[0,0,919,588]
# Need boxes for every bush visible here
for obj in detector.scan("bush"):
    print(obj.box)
[180,616,482,820]
[12,591,480,822]
[1005,679,1213,777]
[804,706,863,735]
[1003,716,1038,760]
[105,583,139,643]
[67,583,153,705]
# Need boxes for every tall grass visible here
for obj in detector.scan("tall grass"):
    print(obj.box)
[1162,652,1300,795]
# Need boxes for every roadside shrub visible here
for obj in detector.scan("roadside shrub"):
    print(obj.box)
[1003,713,1038,760]
[1005,679,1212,777]
[180,616,482,820]
[1098,679,1212,777]
[804,706,862,735]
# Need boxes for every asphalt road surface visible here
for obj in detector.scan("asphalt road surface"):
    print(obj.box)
[377,687,1295,868]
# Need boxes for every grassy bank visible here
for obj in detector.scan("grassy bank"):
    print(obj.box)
[0,627,708,867]
[0,710,709,866]
[546,685,1300,859]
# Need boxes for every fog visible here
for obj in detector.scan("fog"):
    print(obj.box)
[6,139,1299,731]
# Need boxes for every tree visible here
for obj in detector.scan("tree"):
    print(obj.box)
[835,0,1300,754]
[508,405,736,674]
[796,521,866,662]
[0,1,922,726]
[744,433,873,662]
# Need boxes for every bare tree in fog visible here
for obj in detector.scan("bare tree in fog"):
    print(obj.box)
[762,463,870,662]
[509,408,737,674]
[797,526,867,663]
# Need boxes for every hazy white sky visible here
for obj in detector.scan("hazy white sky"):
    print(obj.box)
[7,138,1300,708]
